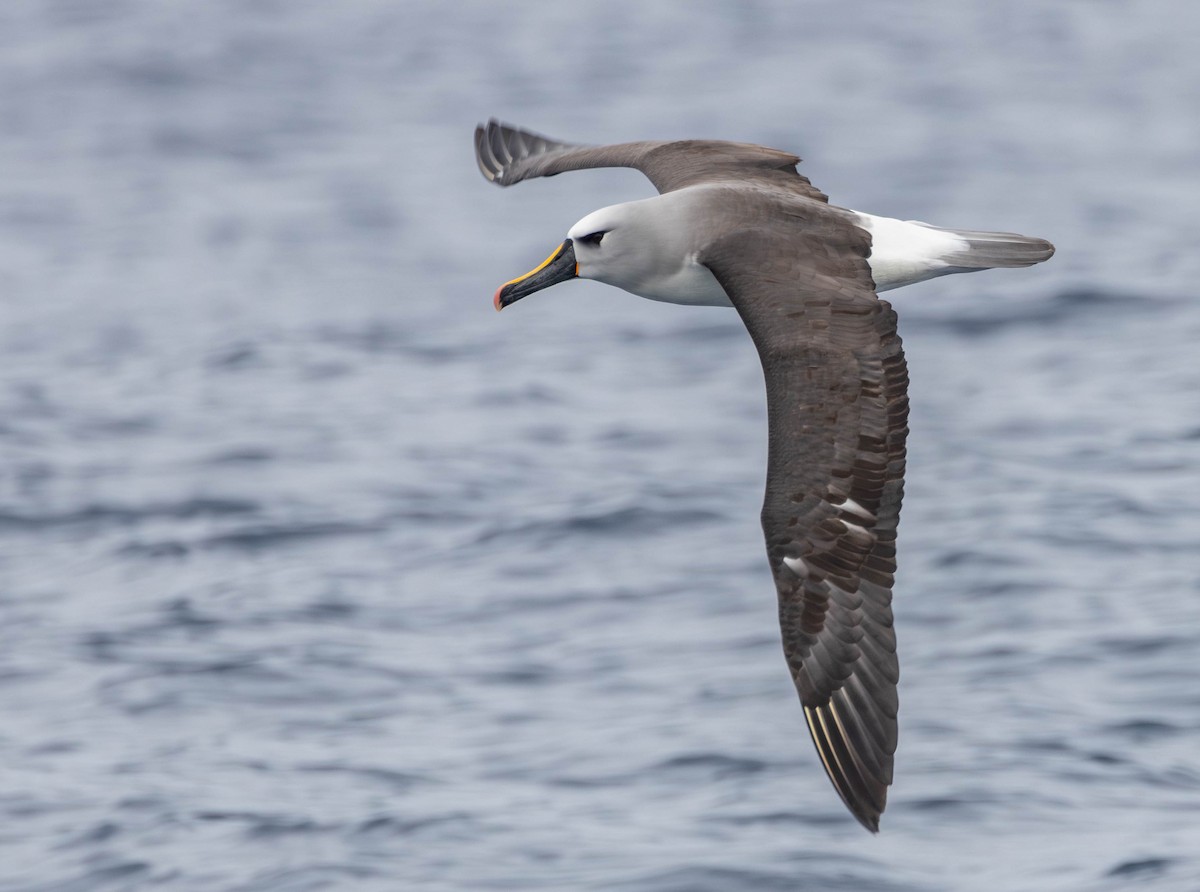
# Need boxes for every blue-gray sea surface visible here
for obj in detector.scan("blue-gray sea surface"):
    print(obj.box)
[2,2,1199,890]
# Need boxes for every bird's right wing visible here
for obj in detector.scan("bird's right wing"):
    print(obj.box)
[700,219,908,832]
[475,119,828,201]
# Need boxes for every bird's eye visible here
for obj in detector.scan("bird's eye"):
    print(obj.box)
[578,231,606,247]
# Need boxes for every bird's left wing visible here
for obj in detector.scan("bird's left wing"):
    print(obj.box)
[475,119,828,201]
[699,218,909,833]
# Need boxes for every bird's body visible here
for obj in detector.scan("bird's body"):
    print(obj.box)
[475,119,1054,832]
[567,186,1048,306]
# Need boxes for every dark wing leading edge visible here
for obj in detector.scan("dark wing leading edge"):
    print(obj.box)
[700,218,908,833]
[475,119,829,201]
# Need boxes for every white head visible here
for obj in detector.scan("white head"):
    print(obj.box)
[566,201,666,294]
[493,193,726,309]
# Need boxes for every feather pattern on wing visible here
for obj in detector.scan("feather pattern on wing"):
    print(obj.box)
[699,213,908,832]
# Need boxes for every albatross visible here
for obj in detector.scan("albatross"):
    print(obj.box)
[474,119,1054,832]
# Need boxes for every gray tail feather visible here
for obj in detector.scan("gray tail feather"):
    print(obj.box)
[918,223,1056,269]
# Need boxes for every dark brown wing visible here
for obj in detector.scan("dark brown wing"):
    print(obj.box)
[475,119,828,201]
[701,219,908,833]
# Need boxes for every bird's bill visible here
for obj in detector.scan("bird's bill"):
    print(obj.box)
[493,239,577,311]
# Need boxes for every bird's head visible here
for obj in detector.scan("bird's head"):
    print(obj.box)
[492,203,658,310]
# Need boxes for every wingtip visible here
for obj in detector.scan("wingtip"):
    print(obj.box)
[853,806,881,834]
[473,124,496,182]
[474,120,506,185]
[476,118,529,186]
[474,118,579,188]
[804,702,889,834]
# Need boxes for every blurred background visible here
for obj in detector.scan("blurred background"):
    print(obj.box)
[1,1,1198,890]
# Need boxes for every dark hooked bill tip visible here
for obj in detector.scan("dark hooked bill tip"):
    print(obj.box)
[494,239,577,311]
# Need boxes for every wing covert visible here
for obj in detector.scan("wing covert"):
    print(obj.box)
[701,222,909,832]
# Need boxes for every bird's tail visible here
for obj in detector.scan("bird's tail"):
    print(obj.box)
[920,222,1056,270]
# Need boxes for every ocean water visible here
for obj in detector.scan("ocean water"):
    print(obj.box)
[2,1,1199,890]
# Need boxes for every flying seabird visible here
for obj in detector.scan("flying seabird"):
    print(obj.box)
[474,119,1054,832]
